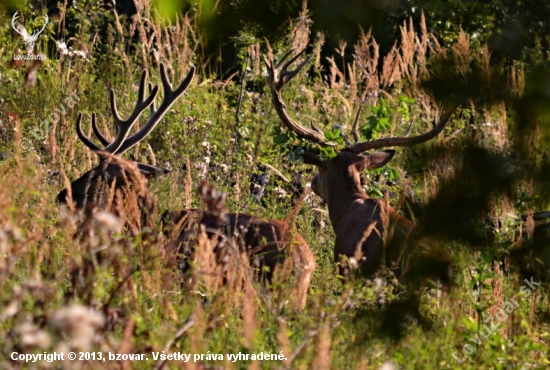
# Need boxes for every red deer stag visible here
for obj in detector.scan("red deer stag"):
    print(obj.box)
[57,64,315,309]
[56,64,194,210]
[264,49,457,282]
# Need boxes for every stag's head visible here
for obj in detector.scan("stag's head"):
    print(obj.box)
[58,64,195,210]
[306,149,395,203]
[263,48,459,204]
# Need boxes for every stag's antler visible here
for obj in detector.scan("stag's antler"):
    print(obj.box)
[77,69,160,153]
[266,48,460,154]
[263,47,335,147]
[115,64,196,154]
[76,63,195,156]
[90,83,156,147]
[346,102,459,154]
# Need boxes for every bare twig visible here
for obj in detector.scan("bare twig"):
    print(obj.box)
[352,101,364,144]
[262,163,290,183]
[153,315,196,370]
[522,211,550,221]
[287,330,318,366]
[235,53,250,148]
[184,156,193,209]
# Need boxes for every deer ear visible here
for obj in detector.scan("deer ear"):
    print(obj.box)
[357,150,395,171]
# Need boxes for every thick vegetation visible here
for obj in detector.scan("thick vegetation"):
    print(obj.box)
[0,1,549,369]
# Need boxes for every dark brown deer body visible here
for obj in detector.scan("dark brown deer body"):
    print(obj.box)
[57,160,167,210]
[58,63,315,309]
[310,150,393,274]
[164,208,315,306]
[265,48,456,281]
[309,149,446,279]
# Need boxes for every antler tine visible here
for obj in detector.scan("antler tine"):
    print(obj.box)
[157,63,196,100]
[91,113,111,147]
[104,69,160,153]
[75,113,102,151]
[274,49,296,69]
[92,82,159,146]
[279,49,312,85]
[114,64,196,155]
[352,102,364,144]
[403,120,414,137]
[264,49,334,147]
[148,82,156,115]
[347,101,460,154]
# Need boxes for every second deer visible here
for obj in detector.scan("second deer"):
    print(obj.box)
[264,49,456,284]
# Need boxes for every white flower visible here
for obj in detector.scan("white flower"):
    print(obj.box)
[94,211,122,233]
[274,187,287,199]
[51,304,104,350]
[380,362,397,370]
[19,321,51,349]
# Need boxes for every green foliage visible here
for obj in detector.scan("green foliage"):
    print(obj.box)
[361,95,415,141]
[321,127,343,145]
[362,98,392,141]
[271,125,311,162]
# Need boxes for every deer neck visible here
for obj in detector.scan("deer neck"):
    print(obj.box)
[324,176,369,233]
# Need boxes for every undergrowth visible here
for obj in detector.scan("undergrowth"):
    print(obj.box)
[0,2,549,369]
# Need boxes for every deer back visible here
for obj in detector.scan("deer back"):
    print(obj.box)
[163,208,316,310]
[163,209,314,280]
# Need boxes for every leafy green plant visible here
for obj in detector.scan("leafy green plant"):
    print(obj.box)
[361,94,415,141]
